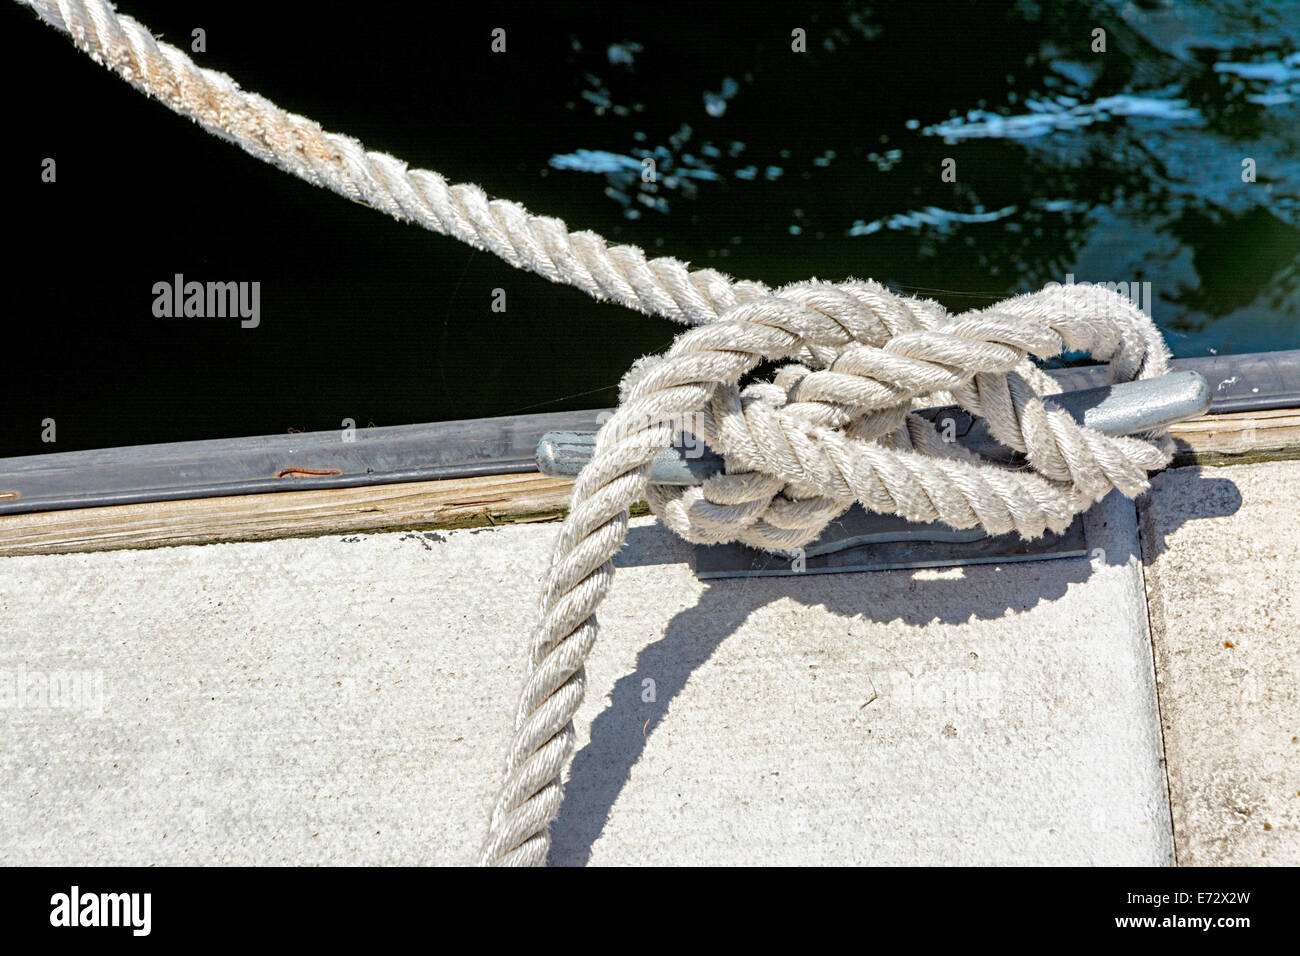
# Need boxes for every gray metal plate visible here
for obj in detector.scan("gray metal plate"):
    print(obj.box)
[694,505,1088,578]
[0,409,607,515]
[1,349,1295,516]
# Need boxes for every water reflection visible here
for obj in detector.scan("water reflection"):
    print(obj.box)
[548,1,1300,356]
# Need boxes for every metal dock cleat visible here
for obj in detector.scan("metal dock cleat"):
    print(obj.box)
[537,370,1212,578]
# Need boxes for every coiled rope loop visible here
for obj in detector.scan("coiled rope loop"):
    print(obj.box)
[20,0,1175,868]
[481,278,1172,865]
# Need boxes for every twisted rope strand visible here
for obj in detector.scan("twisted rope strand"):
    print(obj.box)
[20,0,1176,867]
[479,283,1171,865]
[21,0,774,329]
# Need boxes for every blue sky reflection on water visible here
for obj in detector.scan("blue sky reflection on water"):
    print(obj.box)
[545,1,1300,357]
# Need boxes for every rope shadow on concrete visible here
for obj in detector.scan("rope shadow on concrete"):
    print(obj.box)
[1136,471,1244,565]
[547,470,1241,865]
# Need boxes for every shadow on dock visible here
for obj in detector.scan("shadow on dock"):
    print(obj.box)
[547,472,1241,865]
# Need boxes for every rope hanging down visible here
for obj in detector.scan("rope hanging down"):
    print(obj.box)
[22,0,1176,867]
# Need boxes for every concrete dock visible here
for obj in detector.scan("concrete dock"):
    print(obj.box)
[0,460,1295,865]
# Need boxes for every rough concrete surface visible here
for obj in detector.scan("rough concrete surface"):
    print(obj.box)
[1139,462,1299,865]
[0,492,1172,865]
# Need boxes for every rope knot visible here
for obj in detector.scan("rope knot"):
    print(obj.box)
[638,280,1174,552]
[16,0,1184,872]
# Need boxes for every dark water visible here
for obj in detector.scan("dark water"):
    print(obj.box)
[5,0,1299,456]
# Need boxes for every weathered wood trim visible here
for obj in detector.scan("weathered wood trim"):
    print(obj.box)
[1167,408,1300,467]
[1,410,1296,557]
[0,473,578,557]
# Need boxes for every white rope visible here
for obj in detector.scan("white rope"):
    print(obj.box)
[20,0,1176,867]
